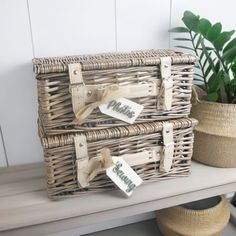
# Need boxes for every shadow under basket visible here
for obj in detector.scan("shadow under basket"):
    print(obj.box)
[40,118,197,200]
[156,196,230,236]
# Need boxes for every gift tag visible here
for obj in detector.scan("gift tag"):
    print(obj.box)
[106,156,143,197]
[99,98,144,124]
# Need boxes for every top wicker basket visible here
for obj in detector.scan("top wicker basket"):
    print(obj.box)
[33,50,197,136]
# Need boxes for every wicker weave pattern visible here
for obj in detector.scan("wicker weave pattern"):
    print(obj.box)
[42,118,197,199]
[34,50,197,136]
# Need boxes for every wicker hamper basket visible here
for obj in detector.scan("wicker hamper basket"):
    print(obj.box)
[40,118,197,200]
[33,50,197,136]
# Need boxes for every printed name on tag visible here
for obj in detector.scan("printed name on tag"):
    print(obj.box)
[106,156,143,197]
[99,97,144,124]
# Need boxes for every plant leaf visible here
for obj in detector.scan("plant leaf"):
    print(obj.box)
[169,27,190,33]
[201,41,216,73]
[175,45,195,51]
[182,10,200,32]
[199,49,205,61]
[213,31,235,51]
[223,38,236,53]
[204,64,213,79]
[202,51,212,70]
[222,46,236,63]
[198,46,214,51]
[173,38,191,41]
[198,18,212,37]
[195,73,204,78]
[208,72,223,93]
[195,34,203,49]
[229,78,236,95]
[207,92,219,102]
[232,58,236,78]
[215,61,221,73]
[206,23,222,42]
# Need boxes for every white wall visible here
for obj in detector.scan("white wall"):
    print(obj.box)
[0,0,235,166]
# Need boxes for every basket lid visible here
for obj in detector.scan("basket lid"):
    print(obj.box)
[41,118,198,149]
[33,49,197,75]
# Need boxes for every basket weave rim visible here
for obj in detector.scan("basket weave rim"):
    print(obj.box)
[33,49,197,74]
[173,196,226,215]
[41,118,198,149]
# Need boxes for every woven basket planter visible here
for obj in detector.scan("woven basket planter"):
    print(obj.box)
[191,86,236,167]
[40,118,197,199]
[156,196,230,236]
[33,50,197,136]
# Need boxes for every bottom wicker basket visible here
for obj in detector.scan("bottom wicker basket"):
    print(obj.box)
[40,118,197,200]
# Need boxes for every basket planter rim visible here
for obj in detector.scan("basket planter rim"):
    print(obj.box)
[174,196,225,215]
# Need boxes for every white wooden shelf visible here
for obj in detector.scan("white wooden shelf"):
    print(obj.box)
[0,161,236,236]
[86,219,236,236]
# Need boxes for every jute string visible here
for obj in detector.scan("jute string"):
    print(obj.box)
[73,85,125,124]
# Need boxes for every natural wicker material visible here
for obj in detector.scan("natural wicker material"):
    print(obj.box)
[40,118,197,200]
[33,50,197,136]
[156,196,230,236]
[191,86,236,167]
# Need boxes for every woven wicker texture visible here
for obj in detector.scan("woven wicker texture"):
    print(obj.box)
[41,118,197,199]
[191,85,236,138]
[191,86,236,167]
[34,50,197,136]
[156,196,230,236]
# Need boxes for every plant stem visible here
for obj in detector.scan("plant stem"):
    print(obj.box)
[189,32,208,90]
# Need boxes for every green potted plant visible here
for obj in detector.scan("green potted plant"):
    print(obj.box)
[170,11,236,167]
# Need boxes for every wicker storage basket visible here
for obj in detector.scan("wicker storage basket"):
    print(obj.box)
[33,50,197,136]
[156,196,230,236]
[191,86,236,167]
[40,118,197,199]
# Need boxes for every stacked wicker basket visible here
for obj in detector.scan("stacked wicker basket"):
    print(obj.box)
[33,50,198,200]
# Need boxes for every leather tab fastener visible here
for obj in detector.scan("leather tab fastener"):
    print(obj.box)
[160,122,174,173]
[160,57,173,111]
[74,134,89,188]
[68,63,86,115]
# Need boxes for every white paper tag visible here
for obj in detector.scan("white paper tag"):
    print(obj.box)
[106,156,143,197]
[99,97,144,124]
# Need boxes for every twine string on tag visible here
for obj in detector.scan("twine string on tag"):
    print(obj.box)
[73,84,125,124]
[86,148,114,183]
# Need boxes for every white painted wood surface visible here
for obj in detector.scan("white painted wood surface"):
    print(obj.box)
[1,161,236,236]
[28,0,117,57]
[116,0,170,50]
[0,0,42,166]
[0,126,7,167]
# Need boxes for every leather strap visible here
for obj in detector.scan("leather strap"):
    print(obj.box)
[68,63,85,115]
[74,136,163,187]
[74,134,89,188]
[160,57,173,111]
[159,122,174,173]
